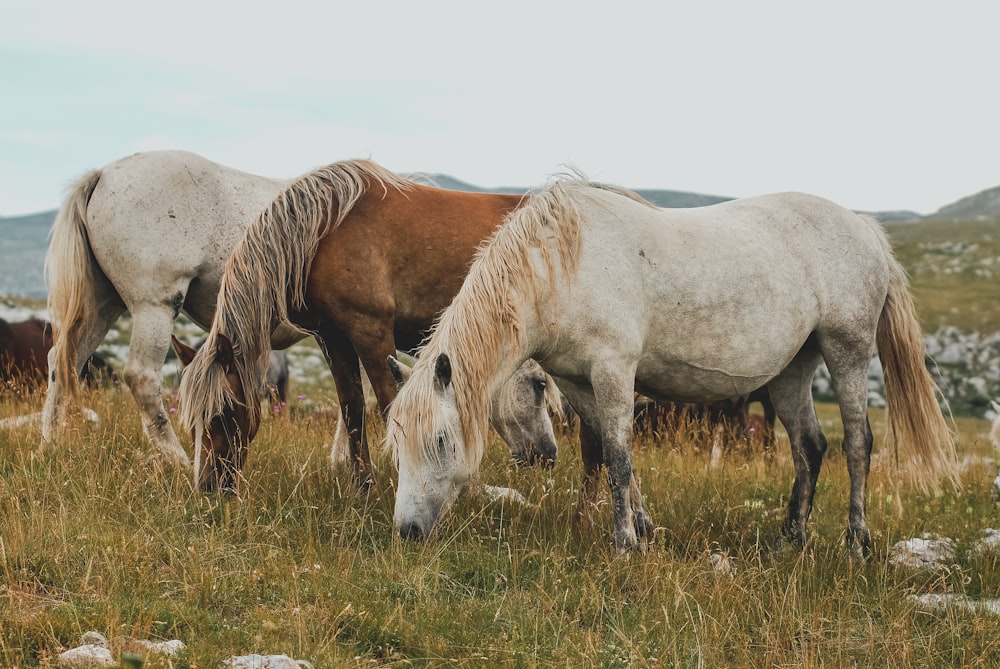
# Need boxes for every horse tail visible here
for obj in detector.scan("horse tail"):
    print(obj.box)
[873,221,959,491]
[45,169,104,402]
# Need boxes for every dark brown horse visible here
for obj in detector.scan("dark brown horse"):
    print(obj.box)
[178,160,539,491]
[0,318,109,389]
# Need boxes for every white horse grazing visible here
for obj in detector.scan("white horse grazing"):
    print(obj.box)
[43,151,290,467]
[387,180,958,559]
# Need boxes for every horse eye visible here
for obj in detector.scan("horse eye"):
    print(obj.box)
[533,378,547,393]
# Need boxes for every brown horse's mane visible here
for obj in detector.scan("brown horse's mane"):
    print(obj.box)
[180,159,413,434]
[389,179,642,468]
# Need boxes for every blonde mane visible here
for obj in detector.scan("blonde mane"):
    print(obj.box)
[180,159,412,433]
[390,179,635,468]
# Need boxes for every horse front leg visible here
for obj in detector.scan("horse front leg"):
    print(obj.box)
[40,292,123,452]
[556,381,604,528]
[591,364,649,552]
[575,421,603,529]
[316,327,372,489]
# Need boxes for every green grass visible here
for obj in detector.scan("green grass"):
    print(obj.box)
[2,386,999,668]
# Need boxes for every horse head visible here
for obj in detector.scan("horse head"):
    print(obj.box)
[173,334,260,493]
[489,359,557,468]
[387,353,473,541]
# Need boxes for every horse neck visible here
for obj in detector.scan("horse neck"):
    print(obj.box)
[439,288,549,454]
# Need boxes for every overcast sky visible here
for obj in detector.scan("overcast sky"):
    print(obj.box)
[1,1,997,216]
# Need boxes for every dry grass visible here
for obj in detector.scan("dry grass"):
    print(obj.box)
[1,384,999,668]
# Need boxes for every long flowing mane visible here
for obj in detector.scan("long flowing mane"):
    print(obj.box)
[180,159,412,433]
[389,179,651,469]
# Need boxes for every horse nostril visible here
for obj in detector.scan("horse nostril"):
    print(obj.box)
[399,521,425,541]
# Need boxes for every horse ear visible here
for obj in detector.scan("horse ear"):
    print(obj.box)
[171,335,197,368]
[214,333,236,372]
[434,353,452,390]
[387,355,413,387]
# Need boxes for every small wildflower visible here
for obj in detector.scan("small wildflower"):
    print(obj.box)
[273,405,280,414]
[296,394,307,401]
[169,407,177,414]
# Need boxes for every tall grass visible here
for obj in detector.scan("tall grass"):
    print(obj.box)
[1,385,998,667]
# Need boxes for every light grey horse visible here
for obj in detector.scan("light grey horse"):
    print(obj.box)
[387,179,958,560]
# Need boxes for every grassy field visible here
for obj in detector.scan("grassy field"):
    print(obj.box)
[2,383,999,668]
[885,218,1000,333]
[0,216,997,667]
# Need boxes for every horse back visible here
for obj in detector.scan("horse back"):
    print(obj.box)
[546,189,890,401]
[84,151,287,328]
[306,184,526,347]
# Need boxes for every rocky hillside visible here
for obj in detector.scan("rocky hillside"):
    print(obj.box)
[927,185,1000,221]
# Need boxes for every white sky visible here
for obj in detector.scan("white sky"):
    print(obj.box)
[1,1,998,216]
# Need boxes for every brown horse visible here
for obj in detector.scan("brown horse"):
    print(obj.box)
[0,318,109,389]
[178,160,541,491]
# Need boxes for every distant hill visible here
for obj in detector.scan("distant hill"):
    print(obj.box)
[414,173,732,208]
[925,184,1000,221]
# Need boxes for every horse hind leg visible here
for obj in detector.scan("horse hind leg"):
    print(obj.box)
[40,283,124,450]
[121,304,191,469]
[767,345,828,551]
[821,332,876,561]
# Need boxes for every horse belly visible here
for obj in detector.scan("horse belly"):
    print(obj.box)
[634,359,773,404]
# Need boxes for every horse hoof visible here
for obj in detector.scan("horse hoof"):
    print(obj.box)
[613,528,639,553]
[634,510,654,539]
[845,529,872,562]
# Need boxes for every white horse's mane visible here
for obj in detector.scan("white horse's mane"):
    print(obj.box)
[389,179,645,467]
[180,159,412,434]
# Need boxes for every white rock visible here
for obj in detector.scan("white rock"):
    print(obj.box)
[225,654,314,669]
[56,645,115,668]
[483,485,529,505]
[909,593,1000,616]
[974,528,1000,555]
[888,536,955,569]
[138,639,186,656]
[0,408,99,430]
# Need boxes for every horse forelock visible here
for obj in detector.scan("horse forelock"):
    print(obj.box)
[387,178,592,470]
